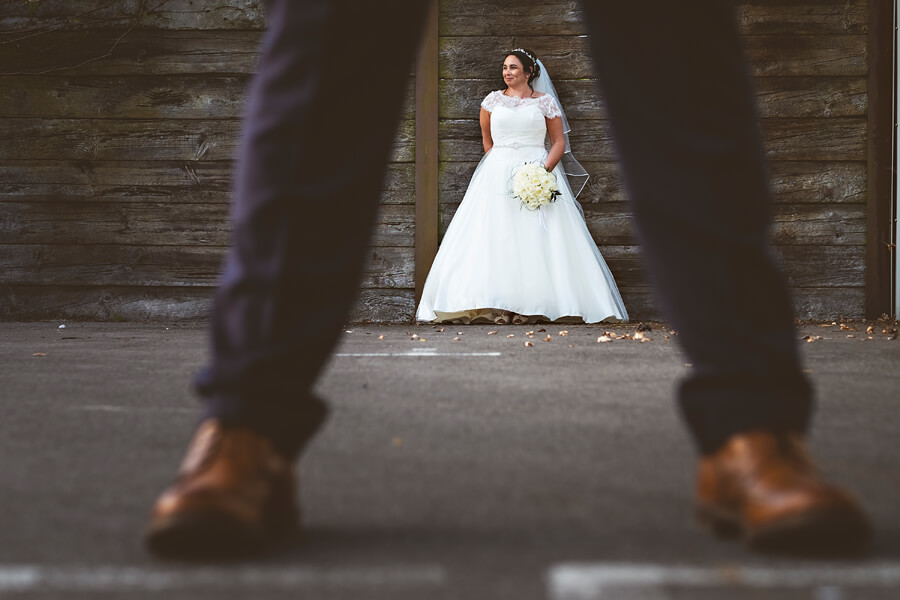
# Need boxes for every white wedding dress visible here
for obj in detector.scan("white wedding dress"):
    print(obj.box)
[416,90,628,324]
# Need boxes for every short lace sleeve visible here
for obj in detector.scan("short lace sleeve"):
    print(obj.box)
[481,90,503,112]
[538,94,562,119]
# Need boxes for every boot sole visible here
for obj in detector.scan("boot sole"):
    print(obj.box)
[698,504,869,555]
[145,511,270,559]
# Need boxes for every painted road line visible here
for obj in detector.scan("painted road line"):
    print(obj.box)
[336,349,501,357]
[0,565,446,593]
[547,563,900,600]
[68,405,197,414]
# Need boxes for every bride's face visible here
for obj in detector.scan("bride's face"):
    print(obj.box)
[502,55,530,88]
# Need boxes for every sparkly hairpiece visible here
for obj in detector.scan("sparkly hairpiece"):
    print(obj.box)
[510,48,537,65]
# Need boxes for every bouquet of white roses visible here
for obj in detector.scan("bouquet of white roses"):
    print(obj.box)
[511,163,560,211]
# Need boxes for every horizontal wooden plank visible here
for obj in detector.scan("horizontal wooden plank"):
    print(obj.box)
[1,29,866,79]
[742,34,867,77]
[438,202,865,246]
[767,160,866,204]
[616,286,866,322]
[440,76,866,121]
[0,244,414,289]
[0,74,251,119]
[0,0,866,36]
[760,117,866,160]
[438,117,867,162]
[0,284,214,321]
[0,118,415,162]
[0,30,263,76]
[0,161,415,203]
[0,74,416,120]
[736,1,867,36]
[439,34,866,80]
[0,285,416,322]
[439,0,586,37]
[0,282,861,322]
[0,0,267,32]
[0,202,414,247]
[789,286,865,320]
[439,0,867,36]
[440,160,866,206]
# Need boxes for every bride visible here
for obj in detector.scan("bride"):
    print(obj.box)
[416,49,628,325]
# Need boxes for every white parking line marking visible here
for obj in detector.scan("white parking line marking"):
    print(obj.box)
[0,565,447,592]
[336,351,502,357]
[67,405,196,414]
[547,563,900,600]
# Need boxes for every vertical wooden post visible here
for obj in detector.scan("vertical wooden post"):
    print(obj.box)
[415,0,439,306]
[866,0,895,318]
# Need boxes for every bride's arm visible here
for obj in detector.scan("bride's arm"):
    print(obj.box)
[480,108,493,153]
[544,116,565,172]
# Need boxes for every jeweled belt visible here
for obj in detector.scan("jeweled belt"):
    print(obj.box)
[492,142,546,150]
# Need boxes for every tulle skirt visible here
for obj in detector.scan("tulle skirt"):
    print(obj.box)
[416,146,628,324]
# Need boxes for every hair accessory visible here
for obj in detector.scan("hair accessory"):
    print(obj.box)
[510,48,537,64]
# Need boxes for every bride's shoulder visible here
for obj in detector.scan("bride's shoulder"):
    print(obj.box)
[537,93,562,118]
[481,90,504,111]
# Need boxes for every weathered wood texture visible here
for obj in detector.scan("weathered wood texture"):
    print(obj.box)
[436,0,869,320]
[0,0,873,321]
[0,1,416,322]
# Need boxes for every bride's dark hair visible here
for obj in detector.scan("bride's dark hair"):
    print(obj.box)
[502,48,541,88]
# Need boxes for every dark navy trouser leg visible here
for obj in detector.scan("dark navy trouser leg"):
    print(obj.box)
[579,2,813,453]
[195,0,427,458]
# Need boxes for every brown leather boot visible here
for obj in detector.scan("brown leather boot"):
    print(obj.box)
[145,420,298,558]
[697,430,869,553]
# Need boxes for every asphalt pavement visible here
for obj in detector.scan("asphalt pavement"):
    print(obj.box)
[1,320,899,599]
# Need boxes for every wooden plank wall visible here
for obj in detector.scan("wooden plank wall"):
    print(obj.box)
[438,0,868,321]
[0,0,416,321]
[0,0,869,322]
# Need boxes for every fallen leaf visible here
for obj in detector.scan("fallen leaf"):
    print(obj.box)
[32,352,47,357]
[506,334,515,338]
[410,334,419,340]
[568,344,574,348]
[538,328,547,333]
[378,335,385,340]
[558,330,569,336]
[819,323,834,328]
[457,331,464,335]
[866,325,875,334]
[524,341,534,347]
[803,335,823,343]
[597,336,613,343]
[420,338,427,342]
[488,330,499,335]
[526,330,534,336]
[453,337,461,341]
[438,327,445,332]
[543,335,552,342]
[846,334,856,338]
[684,363,693,367]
